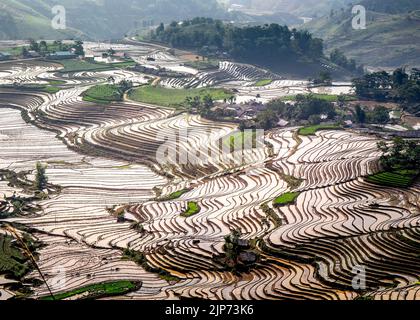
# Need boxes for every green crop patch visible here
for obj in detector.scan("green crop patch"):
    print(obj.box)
[366,170,419,188]
[273,192,301,207]
[181,201,201,217]
[55,59,136,73]
[298,124,341,136]
[128,85,232,108]
[82,84,123,103]
[254,79,273,87]
[41,280,140,300]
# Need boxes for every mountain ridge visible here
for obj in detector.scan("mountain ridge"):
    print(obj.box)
[304,0,420,68]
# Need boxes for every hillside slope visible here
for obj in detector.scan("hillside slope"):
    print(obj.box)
[305,1,420,68]
[0,0,227,40]
[223,0,353,18]
[0,0,85,40]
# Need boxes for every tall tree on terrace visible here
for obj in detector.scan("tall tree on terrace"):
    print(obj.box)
[35,162,48,191]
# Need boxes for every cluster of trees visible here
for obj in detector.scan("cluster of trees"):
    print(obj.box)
[330,49,363,74]
[151,18,324,65]
[354,105,390,124]
[352,68,420,106]
[221,229,258,272]
[251,94,337,130]
[184,94,215,117]
[107,78,133,91]
[25,40,84,56]
[312,71,332,85]
[378,137,420,171]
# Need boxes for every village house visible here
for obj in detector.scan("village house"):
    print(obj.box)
[217,101,266,120]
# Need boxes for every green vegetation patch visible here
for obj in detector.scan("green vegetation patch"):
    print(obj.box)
[82,84,123,103]
[41,280,140,300]
[181,201,201,217]
[0,84,61,94]
[42,86,61,94]
[0,234,30,279]
[0,233,40,280]
[2,46,27,56]
[279,94,356,102]
[183,59,219,70]
[159,189,191,201]
[128,85,232,108]
[298,124,341,136]
[254,79,273,87]
[55,59,136,73]
[261,203,282,227]
[123,249,180,283]
[366,170,419,188]
[223,130,259,150]
[47,80,66,86]
[273,192,301,207]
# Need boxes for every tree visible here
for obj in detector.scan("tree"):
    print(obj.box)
[54,40,63,51]
[156,23,165,35]
[21,47,29,57]
[315,71,332,85]
[118,80,133,92]
[39,41,48,54]
[72,40,84,56]
[35,162,48,191]
[203,94,214,109]
[107,76,115,84]
[330,49,358,71]
[392,68,408,87]
[308,114,321,125]
[185,96,201,112]
[355,105,366,124]
[29,39,39,52]
[189,94,215,117]
[255,110,279,130]
[369,106,390,124]
[223,229,242,262]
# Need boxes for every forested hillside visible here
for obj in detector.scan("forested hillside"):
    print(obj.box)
[150,17,360,78]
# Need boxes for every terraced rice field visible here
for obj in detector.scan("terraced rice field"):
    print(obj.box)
[0,41,419,301]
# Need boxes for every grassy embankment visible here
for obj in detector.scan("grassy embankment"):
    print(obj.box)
[158,189,191,201]
[128,85,232,108]
[82,84,124,103]
[0,79,65,94]
[254,79,273,87]
[183,59,219,70]
[298,124,342,136]
[55,59,136,73]
[40,280,140,300]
